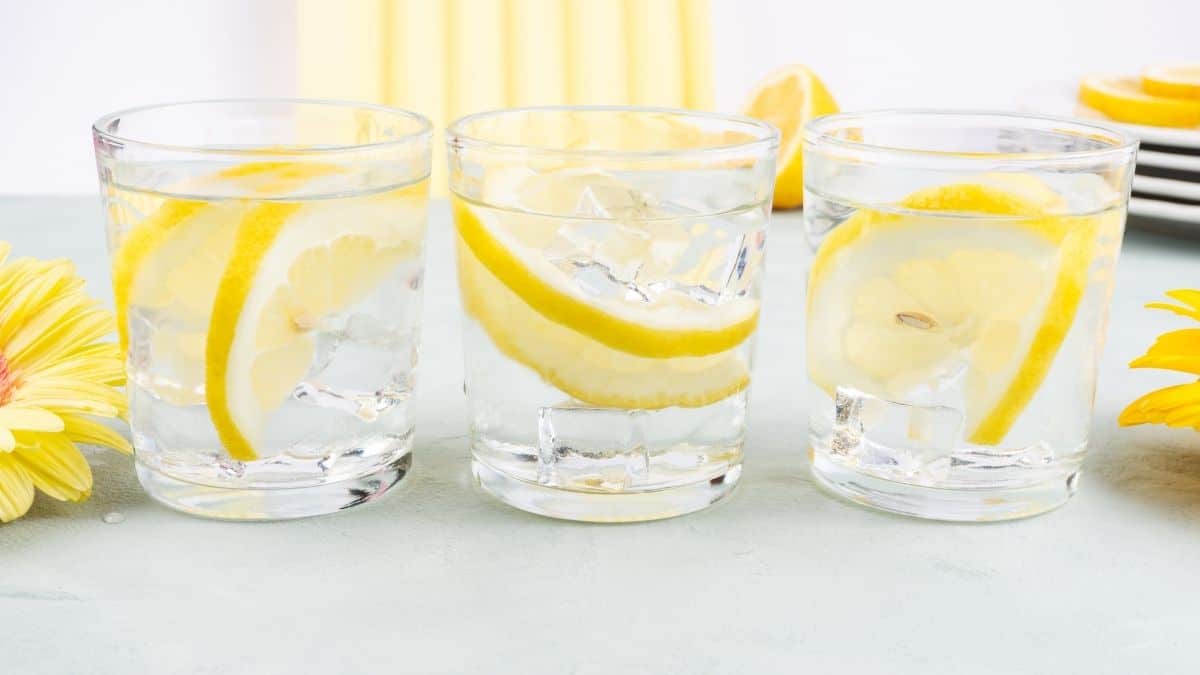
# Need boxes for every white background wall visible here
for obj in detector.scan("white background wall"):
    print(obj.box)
[0,0,1194,194]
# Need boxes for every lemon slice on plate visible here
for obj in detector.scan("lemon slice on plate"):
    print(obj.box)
[206,185,426,461]
[1078,74,1200,128]
[1142,65,1200,101]
[742,64,838,208]
[452,169,756,409]
[808,180,1098,445]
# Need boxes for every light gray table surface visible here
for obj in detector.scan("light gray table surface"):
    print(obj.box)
[0,197,1196,674]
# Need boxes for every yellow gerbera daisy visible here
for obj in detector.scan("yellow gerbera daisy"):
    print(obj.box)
[1120,289,1200,430]
[0,242,131,522]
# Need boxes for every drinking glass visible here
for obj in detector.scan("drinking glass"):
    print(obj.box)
[93,100,432,520]
[446,106,778,522]
[803,110,1137,521]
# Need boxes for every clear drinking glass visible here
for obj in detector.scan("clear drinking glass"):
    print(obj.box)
[446,106,778,522]
[803,110,1137,521]
[93,100,432,520]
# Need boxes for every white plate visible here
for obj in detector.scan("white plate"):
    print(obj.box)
[1130,197,1200,223]
[1136,149,1200,172]
[1133,175,1200,200]
[1022,83,1200,150]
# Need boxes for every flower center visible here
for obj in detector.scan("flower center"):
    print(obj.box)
[0,351,15,406]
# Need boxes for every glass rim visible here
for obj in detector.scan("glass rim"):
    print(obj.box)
[446,104,780,159]
[92,98,435,155]
[803,109,1139,167]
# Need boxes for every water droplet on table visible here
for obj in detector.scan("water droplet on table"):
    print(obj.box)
[102,511,125,524]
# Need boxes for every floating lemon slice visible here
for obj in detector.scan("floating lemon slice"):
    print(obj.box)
[1142,65,1200,101]
[110,162,345,356]
[742,64,838,209]
[808,180,1097,445]
[452,169,755,408]
[1079,74,1200,128]
[457,236,749,409]
[453,171,759,359]
[206,185,427,461]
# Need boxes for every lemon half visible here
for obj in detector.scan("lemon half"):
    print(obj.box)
[742,64,838,208]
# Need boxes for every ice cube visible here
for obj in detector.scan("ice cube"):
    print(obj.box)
[832,386,963,482]
[574,182,657,220]
[537,404,649,491]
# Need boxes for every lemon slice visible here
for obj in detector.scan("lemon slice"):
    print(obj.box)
[1142,65,1200,101]
[457,234,749,409]
[206,185,426,461]
[452,172,759,359]
[742,64,838,209]
[111,162,344,356]
[808,180,1097,445]
[1079,74,1200,128]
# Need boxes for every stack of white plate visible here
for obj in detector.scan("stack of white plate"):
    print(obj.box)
[1023,86,1200,235]
[1124,124,1200,230]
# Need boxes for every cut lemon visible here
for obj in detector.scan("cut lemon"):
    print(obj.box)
[452,172,759,359]
[1078,74,1200,128]
[1142,65,1200,101]
[457,235,749,409]
[808,180,1097,445]
[206,185,426,461]
[110,161,344,356]
[742,64,838,209]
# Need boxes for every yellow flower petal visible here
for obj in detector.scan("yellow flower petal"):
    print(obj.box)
[0,453,34,522]
[2,293,86,358]
[32,344,124,385]
[13,434,92,503]
[1128,328,1200,375]
[1119,381,1200,428]
[1144,302,1200,323]
[1164,403,1200,428]
[13,377,127,414]
[9,305,115,372]
[0,427,14,452]
[0,406,64,433]
[6,396,118,418]
[61,415,132,455]
[0,264,72,345]
[1166,288,1200,312]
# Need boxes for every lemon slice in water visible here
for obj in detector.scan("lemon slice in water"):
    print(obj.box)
[454,170,759,358]
[452,169,756,408]
[110,162,345,355]
[206,186,426,461]
[808,180,1097,445]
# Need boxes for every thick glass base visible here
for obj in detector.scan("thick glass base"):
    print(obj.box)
[811,453,1078,522]
[472,457,741,523]
[137,452,411,521]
